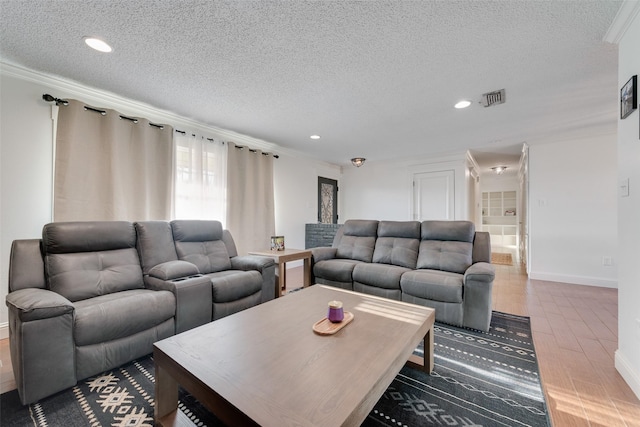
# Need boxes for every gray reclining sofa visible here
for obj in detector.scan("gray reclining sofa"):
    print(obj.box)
[6,220,275,404]
[311,219,495,332]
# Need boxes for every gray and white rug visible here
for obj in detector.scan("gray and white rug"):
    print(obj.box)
[1,312,550,426]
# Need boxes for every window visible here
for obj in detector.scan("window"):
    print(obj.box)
[174,133,227,223]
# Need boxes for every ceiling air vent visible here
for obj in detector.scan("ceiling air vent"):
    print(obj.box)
[482,89,506,107]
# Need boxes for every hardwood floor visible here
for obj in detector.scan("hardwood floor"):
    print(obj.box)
[2,262,639,426]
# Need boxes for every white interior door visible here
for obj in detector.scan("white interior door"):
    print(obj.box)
[413,170,455,220]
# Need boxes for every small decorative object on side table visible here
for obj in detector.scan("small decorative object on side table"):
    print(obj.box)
[270,235,285,251]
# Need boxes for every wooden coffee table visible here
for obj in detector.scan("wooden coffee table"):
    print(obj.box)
[154,285,435,427]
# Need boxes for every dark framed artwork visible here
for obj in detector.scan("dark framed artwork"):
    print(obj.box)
[620,75,637,119]
[317,177,338,224]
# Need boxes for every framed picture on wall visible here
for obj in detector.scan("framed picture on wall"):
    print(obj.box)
[620,75,637,119]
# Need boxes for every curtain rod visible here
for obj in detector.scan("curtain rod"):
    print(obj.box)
[176,129,279,158]
[43,94,165,129]
[234,144,279,159]
[175,130,219,143]
[42,93,68,106]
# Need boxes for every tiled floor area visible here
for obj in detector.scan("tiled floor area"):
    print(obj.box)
[2,261,640,426]
[492,262,640,427]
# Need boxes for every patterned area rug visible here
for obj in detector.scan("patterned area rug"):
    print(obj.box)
[492,252,514,265]
[1,312,549,427]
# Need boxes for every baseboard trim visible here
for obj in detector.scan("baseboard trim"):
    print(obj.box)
[615,349,640,400]
[0,322,8,340]
[528,272,617,288]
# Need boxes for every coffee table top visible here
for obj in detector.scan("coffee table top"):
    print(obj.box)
[154,285,435,426]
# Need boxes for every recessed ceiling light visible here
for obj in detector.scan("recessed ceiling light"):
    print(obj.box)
[454,100,472,109]
[84,37,112,53]
[310,135,321,140]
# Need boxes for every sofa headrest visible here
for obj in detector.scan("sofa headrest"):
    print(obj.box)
[171,220,224,242]
[342,220,379,237]
[134,221,179,274]
[421,221,474,243]
[378,221,420,239]
[42,221,136,254]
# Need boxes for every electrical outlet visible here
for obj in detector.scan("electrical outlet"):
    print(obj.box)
[602,256,613,266]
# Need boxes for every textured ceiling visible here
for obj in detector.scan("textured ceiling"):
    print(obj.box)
[0,0,622,173]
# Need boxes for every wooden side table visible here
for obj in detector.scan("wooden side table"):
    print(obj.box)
[248,248,312,298]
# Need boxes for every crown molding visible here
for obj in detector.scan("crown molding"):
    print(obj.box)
[1,61,339,170]
[603,0,640,44]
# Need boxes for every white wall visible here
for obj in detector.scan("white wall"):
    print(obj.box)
[527,135,618,288]
[273,153,341,265]
[0,71,57,338]
[613,3,640,400]
[480,174,519,193]
[0,64,340,334]
[340,154,474,222]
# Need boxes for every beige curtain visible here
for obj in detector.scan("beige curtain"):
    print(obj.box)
[54,99,173,221]
[226,142,275,255]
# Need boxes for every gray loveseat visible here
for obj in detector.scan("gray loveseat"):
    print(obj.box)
[6,220,275,404]
[311,219,495,332]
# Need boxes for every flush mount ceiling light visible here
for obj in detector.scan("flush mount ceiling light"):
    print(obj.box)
[491,166,508,175]
[310,135,321,140]
[454,100,472,109]
[351,157,366,167]
[84,37,112,53]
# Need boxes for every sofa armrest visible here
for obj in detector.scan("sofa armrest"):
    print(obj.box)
[6,288,74,322]
[462,262,495,332]
[463,262,495,284]
[144,274,212,333]
[311,247,338,262]
[148,260,199,281]
[230,255,275,272]
[6,288,76,404]
[231,255,277,303]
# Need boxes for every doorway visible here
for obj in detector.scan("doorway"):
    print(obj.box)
[412,170,455,220]
[318,177,338,224]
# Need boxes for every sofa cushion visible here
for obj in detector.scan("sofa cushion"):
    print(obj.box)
[171,220,232,273]
[401,270,463,303]
[45,249,144,302]
[43,221,137,254]
[416,241,472,274]
[421,220,475,243]
[205,270,263,303]
[42,221,144,302]
[73,289,175,346]
[134,221,179,275]
[372,221,420,268]
[417,220,474,274]
[335,220,378,262]
[353,263,410,290]
[314,259,363,283]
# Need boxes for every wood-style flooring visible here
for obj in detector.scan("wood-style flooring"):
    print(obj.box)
[1,261,639,426]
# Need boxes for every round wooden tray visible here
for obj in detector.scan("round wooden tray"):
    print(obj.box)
[312,311,354,335]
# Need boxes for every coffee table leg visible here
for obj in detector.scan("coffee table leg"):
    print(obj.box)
[303,256,311,287]
[425,326,434,373]
[155,362,179,423]
[406,325,434,374]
